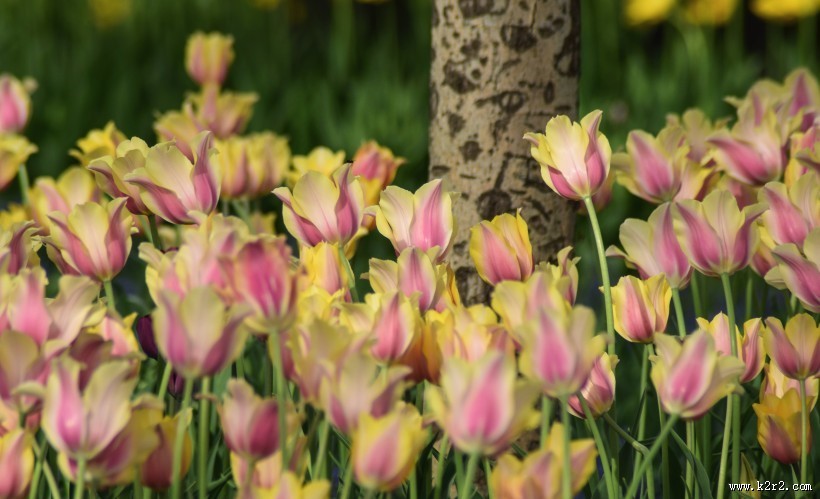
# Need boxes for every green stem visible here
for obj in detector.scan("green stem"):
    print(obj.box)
[671,287,687,337]
[720,273,741,487]
[410,467,419,499]
[28,437,47,499]
[458,452,480,499]
[606,410,655,499]
[337,243,360,302]
[197,377,211,499]
[18,164,30,206]
[157,362,173,401]
[582,196,615,354]
[633,345,650,485]
[483,459,494,499]
[171,379,194,499]
[103,280,116,312]
[580,397,616,498]
[433,435,449,499]
[691,273,704,319]
[686,422,695,498]
[799,379,809,493]
[744,272,753,321]
[716,398,734,499]
[148,216,162,251]
[314,418,331,479]
[270,333,290,472]
[235,357,246,380]
[603,414,649,455]
[625,415,679,499]
[540,395,553,445]
[74,456,87,499]
[339,459,354,499]
[560,397,572,499]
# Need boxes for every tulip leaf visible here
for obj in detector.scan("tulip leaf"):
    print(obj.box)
[670,430,714,499]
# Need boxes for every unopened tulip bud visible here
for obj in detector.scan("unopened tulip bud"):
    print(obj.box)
[753,389,810,464]
[469,210,534,285]
[568,353,618,418]
[351,141,405,206]
[763,313,820,380]
[698,314,765,383]
[0,429,34,498]
[0,74,33,134]
[185,32,235,87]
[611,274,671,343]
[136,316,158,359]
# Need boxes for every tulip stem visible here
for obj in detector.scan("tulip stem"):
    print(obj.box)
[270,333,290,473]
[314,418,330,479]
[560,396,572,499]
[716,398,733,499]
[18,164,30,206]
[458,452,480,499]
[690,273,704,319]
[580,397,617,498]
[340,459,354,499]
[540,395,553,445]
[433,435,449,499]
[671,287,687,337]
[632,346,650,486]
[148,216,163,251]
[686,422,696,498]
[74,456,86,499]
[582,196,615,354]
[157,362,173,401]
[197,377,211,499]
[337,244,360,302]
[799,379,809,494]
[720,273,741,487]
[625,414,679,499]
[171,379,194,499]
[103,280,116,312]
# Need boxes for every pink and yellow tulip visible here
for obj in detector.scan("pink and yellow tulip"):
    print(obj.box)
[524,110,611,201]
[29,167,101,232]
[0,429,34,499]
[763,313,820,380]
[70,121,126,167]
[351,141,404,206]
[611,274,671,343]
[760,363,818,411]
[214,133,290,200]
[0,134,36,192]
[567,353,618,419]
[469,210,534,285]
[185,32,235,87]
[367,247,459,313]
[340,291,420,363]
[765,228,820,312]
[286,146,345,186]
[0,74,32,134]
[538,246,580,304]
[432,305,515,363]
[301,242,350,301]
[140,411,193,491]
[697,314,765,383]
[87,137,152,215]
[230,451,329,499]
[0,221,40,275]
[758,175,819,248]
[753,389,811,464]
[491,270,571,335]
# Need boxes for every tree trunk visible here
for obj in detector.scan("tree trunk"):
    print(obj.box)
[428,0,579,305]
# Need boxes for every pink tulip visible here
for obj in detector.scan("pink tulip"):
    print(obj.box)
[185,32,234,87]
[766,228,820,312]
[0,429,34,498]
[524,110,612,200]
[0,74,32,134]
[759,176,818,248]
[300,242,350,301]
[0,331,47,416]
[567,353,618,418]
[351,141,405,207]
[375,179,455,262]
[610,274,671,344]
[274,165,366,249]
[469,211,534,285]
[763,314,820,380]
[540,246,581,304]
[367,248,459,313]
[697,314,765,383]
[491,271,570,338]
[607,203,692,289]
[673,189,766,276]
[140,411,192,491]
[0,221,40,275]
[367,292,419,363]
[29,167,101,233]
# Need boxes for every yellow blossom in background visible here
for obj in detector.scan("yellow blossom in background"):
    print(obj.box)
[624,0,677,26]
[70,121,126,167]
[0,134,37,192]
[752,0,819,22]
[684,0,738,25]
[287,146,345,186]
[0,203,29,230]
[88,0,132,29]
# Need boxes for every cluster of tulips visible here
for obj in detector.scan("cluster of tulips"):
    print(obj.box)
[0,31,819,499]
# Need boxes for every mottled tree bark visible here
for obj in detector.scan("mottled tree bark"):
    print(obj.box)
[429,0,579,304]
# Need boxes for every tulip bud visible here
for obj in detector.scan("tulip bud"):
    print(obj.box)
[0,134,37,192]
[763,313,820,380]
[760,363,819,412]
[185,32,235,87]
[70,121,127,167]
[753,389,810,464]
[469,210,534,286]
[0,429,34,498]
[524,110,612,200]
[567,353,618,418]
[611,274,671,343]
[351,141,404,207]
[140,411,193,490]
[136,316,159,359]
[87,137,152,215]
[340,292,420,363]
[368,248,459,313]
[759,175,819,249]
[698,314,765,383]
[215,133,290,200]
[0,74,33,134]
[287,146,346,186]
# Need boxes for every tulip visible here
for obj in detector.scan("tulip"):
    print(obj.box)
[789,127,819,183]
[368,247,459,313]
[766,228,820,312]
[612,127,711,203]
[469,210,534,285]
[697,314,765,383]
[29,167,101,232]
[432,305,515,363]
[0,429,34,498]
[86,311,140,357]
[539,246,581,304]
[760,363,818,411]
[0,331,47,417]
[623,0,674,26]
[230,451,329,499]
[229,236,301,334]
[340,292,420,363]
[140,412,193,491]
[300,242,349,301]
[215,133,290,199]
[135,316,159,359]
[0,134,36,192]
[608,204,693,289]
[579,168,615,213]
[351,141,404,206]
[519,305,606,398]
[152,109,201,159]
[70,121,126,167]
[287,146,346,186]
[185,32,235,87]
[489,423,597,499]
[763,314,820,380]
[375,179,456,262]
[219,379,298,461]
[274,165,366,249]
[610,274,671,343]
[124,131,220,224]
[87,137,152,215]
[152,286,250,379]
[751,0,819,22]
[396,316,443,383]
[186,87,258,140]
[0,203,28,230]
[751,224,777,277]
[351,404,427,492]
[651,331,745,419]
[753,389,810,464]
[0,221,40,275]
[41,358,137,460]
[426,351,540,455]
[319,352,408,433]
[673,189,766,276]
[524,110,611,201]
[0,74,32,134]
[667,108,729,165]
[567,353,618,419]
[759,176,819,248]
[684,0,738,25]
[43,198,135,282]
[491,270,570,336]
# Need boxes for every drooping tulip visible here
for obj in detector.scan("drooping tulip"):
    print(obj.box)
[673,189,766,276]
[41,358,137,460]
[426,352,540,456]
[0,74,32,134]
[43,198,135,282]
[375,179,456,262]
[524,110,612,201]
[29,167,101,232]
[489,423,597,499]
[367,247,459,313]
[0,134,36,192]
[70,121,127,167]
[519,305,606,398]
[87,137,152,215]
[351,141,404,206]
[274,165,366,249]
[214,133,290,200]
[753,389,811,464]
[567,353,618,419]
[0,429,34,498]
[185,32,235,87]
[124,131,220,224]
[697,314,765,383]
[765,228,820,312]
[758,175,819,248]
[610,274,671,343]
[763,314,820,380]
[140,411,193,491]
[650,331,745,419]
[469,210,534,285]
[152,286,250,379]
[351,404,427,492]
